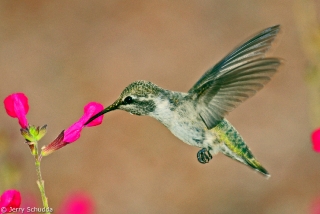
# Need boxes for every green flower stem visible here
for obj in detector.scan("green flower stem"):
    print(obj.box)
[33,142,50,214]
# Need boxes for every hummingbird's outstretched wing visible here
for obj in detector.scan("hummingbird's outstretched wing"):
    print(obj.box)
[188,25,282,129]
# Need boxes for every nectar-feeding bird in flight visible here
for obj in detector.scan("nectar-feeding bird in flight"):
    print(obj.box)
[86,25,282,177]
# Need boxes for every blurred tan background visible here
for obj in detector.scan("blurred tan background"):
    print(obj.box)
[0,0,319,213]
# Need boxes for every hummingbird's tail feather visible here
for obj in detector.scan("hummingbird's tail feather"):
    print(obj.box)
[220,144,270,178]
[242,156,270,178]
[214,119,270,177]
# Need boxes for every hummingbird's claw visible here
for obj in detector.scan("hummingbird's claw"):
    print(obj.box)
[197,148,212,164]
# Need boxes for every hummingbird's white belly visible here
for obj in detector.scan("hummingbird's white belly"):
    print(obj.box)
[149,99,217,148]
[168,118,217,148]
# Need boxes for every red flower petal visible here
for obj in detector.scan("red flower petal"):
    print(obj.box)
[4,93,29,128]
[63,122,83,143]
[4,93,29,117]
[0,189,21,212]
[82,102,104,127]
[311,128,320,152]
[63,102,104,143]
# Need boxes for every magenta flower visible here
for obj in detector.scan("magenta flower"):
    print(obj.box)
[41,102,104,156]
[63,102,104,143]
[311,128,320,152]
[58,192,95,214]
[0,189,21,213]
[4,93,29,128]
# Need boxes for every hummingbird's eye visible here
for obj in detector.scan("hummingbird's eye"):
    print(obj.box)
[123,96,133,104]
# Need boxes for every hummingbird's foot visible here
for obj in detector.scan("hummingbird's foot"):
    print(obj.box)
[197,148,212,164]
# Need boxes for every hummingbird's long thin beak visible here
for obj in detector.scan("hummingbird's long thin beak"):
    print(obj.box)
[84,101,119,126]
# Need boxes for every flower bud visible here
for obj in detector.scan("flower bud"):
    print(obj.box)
[20,125,47,143]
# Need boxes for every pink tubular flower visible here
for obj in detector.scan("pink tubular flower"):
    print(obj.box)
[311,128,320,152]
[0,189,21,213]
[58,192,95,214]
[63,102,104,143]
[41,102,104,156]
[4,93,29,128]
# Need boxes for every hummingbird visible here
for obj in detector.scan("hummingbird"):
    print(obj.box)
[85,25,281,177]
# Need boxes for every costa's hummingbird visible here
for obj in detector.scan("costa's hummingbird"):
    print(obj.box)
[85,25,282,177]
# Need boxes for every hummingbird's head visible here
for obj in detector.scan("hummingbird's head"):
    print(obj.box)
[84,80,163,125]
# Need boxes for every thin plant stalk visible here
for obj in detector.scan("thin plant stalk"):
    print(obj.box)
[33,141,50,214]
